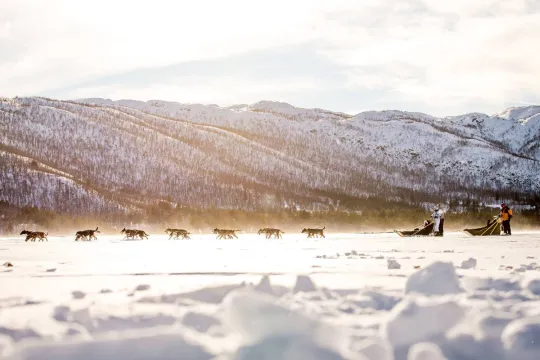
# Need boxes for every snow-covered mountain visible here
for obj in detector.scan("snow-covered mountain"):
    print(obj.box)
[0,97,538,213]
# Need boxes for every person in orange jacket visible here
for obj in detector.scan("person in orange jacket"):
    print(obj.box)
[500,203,513,235]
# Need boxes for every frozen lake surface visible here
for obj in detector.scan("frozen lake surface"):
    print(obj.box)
[1,232,540,359]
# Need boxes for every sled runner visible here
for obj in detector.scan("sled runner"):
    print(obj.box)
[463,218,501,236]
[395,221,434,237]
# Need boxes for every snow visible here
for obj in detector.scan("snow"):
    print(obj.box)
[407,342,447,360]
[405,261,462,296]
[382,297,465,348]
[501,316,540,360]
[1,232,540,360]
[497,105,540,121]
[353,338,393,360]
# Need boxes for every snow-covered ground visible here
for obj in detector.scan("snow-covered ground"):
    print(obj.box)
[1,232,540,359]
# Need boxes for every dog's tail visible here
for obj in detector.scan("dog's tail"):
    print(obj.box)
[322,227,325,230]
[95,227,99,231]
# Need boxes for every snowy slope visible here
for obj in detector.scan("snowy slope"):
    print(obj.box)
[0,97,538,213]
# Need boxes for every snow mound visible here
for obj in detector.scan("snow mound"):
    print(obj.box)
[293,275,317,293]
[51,305,176,334]
[407,342,447,360]
[134,284,150,292]
[512,263,539,273]
[460,258,477,269]
[181,312,220,333]
[387,259,401,269]
[71,291,85,300]
[526,279,540,295]
[0,334,13,357]
[0,327,40,343]
[352,338,393,360]
[347,290,401,311]
[222,289,320,342]
[502,316,540,360]
[382,297,465,348]
[473,312,517,340]
[462,277,521,292]
[405,262,462,296]
[443,311,517,359]
[7,328,214,360]
[448,311,517,341]
[139,284,245,305]
[222,289,354,359]
[232,336,365,360]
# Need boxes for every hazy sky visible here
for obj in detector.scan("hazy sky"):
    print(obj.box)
[1,0,539,116]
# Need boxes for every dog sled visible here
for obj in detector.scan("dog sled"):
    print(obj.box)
[395,221,434,237]
[463,218,501,236]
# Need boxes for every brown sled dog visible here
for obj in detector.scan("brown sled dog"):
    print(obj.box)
[20,230,48,242]
[213,228,240,239]
[165,228,191,240]
[257,228,284,239]
[75,227,100,241]
[121,228,149,240]
[301,227,325,238]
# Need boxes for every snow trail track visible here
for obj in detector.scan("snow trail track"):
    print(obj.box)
[1,232,540,359]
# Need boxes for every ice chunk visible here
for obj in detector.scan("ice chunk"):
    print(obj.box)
[134,284,150,292]
[460,258,477,269]
[254,276,274,295]
[405,262,462,295]
[52,306,71,322]
[387,259,401,270]
[293,275,317,293]
[71,291,86,300]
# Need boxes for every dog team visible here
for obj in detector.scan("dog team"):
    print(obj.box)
[18,226,326,241]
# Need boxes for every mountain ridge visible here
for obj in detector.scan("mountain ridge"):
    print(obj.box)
[77,97,540,121]
[1,96,538,214]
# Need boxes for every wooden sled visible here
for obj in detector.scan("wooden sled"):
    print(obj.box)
[463,219,501,236]
[395,222,435,237]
